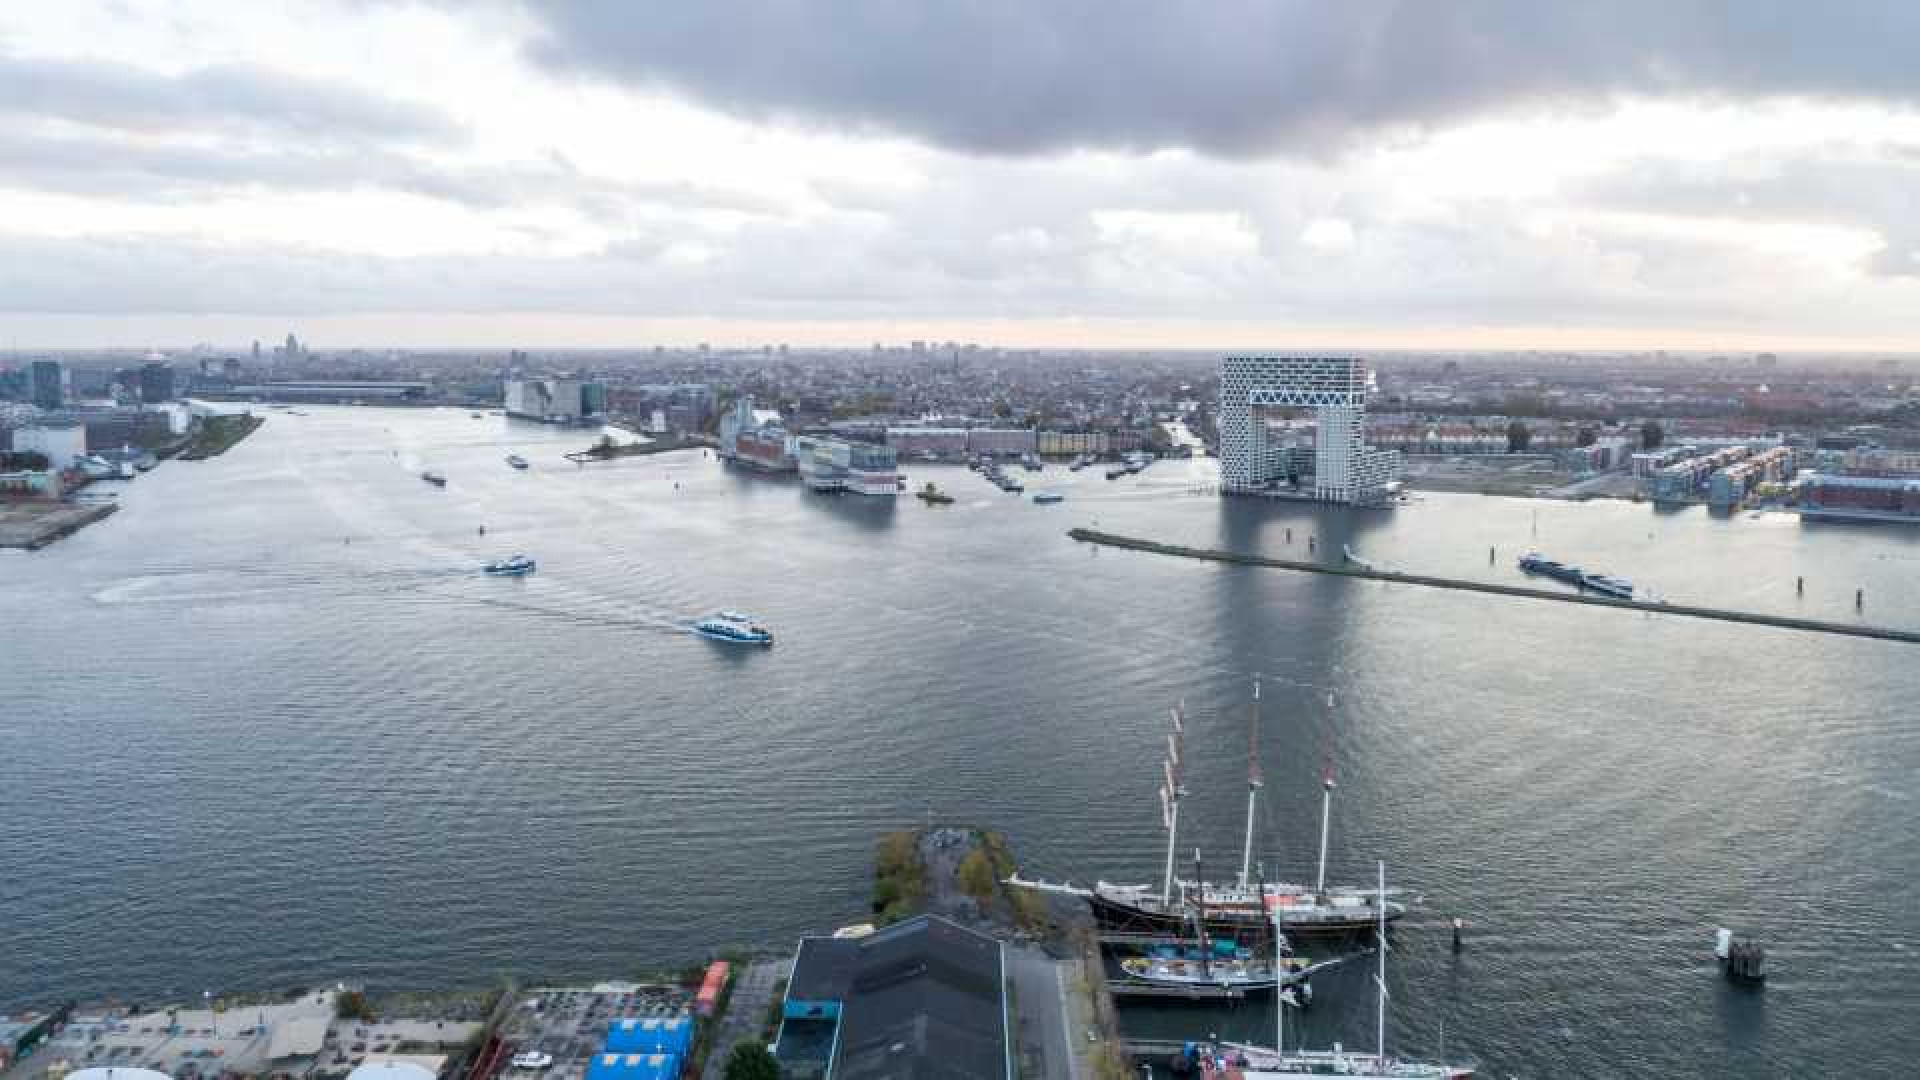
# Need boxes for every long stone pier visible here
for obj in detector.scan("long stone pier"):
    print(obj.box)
[1067,527,1920,645]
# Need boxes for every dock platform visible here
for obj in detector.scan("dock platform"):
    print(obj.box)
[1106,980,1250,1001]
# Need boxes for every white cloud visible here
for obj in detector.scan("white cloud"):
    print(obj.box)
[0,1,1916,346]
[1299,218,1355,252]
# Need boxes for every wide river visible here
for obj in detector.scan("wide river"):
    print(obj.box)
[4,406,1917,1077]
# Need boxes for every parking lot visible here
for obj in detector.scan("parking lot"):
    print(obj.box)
[498,985,695,1080]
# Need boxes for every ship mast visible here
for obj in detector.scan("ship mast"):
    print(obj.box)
[1375,860,1388,1062]
[1315,769,1334,898]
[1315,691,1335,899]
[1239,679,1262,891]
[1160,703,1187,906]
[1270,861,1284,1056]
[1193,848,1210,982]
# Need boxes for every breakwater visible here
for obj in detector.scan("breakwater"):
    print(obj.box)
[0,501,117,549]
[1067,527,1920,645]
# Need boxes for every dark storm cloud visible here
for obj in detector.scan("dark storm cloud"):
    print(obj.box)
[0,53,461,142]
[519,1,1920,157]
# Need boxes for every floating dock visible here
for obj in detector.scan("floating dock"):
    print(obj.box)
[1106,980,1250,1001]
[1068,527,1920,646]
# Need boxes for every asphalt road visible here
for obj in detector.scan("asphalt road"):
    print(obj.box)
[1005,943,1081,1080]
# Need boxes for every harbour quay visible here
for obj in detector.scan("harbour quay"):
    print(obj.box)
[0,989,485,1080]
[0,974,765,1080]
[0,500,116,550]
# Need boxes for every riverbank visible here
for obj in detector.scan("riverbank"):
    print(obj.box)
[880,825,1127,1080]
[178,413,266,460]
[565,432,715,462]
[0,500,116,550]
[1068,526,1920,645]
[1399,454,1643,501]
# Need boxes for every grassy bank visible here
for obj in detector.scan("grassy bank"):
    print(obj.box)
[978,829,1049,934]
[179,413,266,460]
[872,829,927,924]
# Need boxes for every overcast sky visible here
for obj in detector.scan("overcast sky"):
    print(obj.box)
[3,1,1919,350]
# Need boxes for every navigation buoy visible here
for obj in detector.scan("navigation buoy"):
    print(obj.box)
[1452,917,1465,951]
[1796,575,1804,596]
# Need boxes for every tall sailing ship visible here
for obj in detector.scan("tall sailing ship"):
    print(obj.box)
[1115,852,1357,997]
[1009,681,1405,937]
[1193,863,1474,1079]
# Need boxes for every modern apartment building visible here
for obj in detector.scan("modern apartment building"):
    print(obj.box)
[1219,355,1399,504]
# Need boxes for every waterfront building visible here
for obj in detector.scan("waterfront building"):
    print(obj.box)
[720,396,796,470]
[773,915,1011,1080]
[505,377,606,422]
[1842,447,1920,476]
[1648,444,1761,502]
[1798,473,1920,524]
[1219,355,1400,503]
[1708,446,1794,509]
[11,422,88,468]
[886,426,970,458]
[229,381,429,403]
[1037,430,1112,456]
[965,428,1037,456]
[1631,445,1692,478]
[29,360,67,410]
[796,436,898,495]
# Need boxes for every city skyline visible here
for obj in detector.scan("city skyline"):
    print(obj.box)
[4,3,1920,349]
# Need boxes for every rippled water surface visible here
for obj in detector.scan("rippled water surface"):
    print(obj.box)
[3,407,1917,1078]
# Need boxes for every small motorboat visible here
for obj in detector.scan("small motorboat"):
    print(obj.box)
[511,1052,553,1070]
[483,554,536,576]
[421,471,447,487]
[505,454,530,470]
[1032,492,1064,504]
[693,611,774,646]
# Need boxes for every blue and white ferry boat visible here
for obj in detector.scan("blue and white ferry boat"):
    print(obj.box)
[693,611,774,646]
[483,554,536,576]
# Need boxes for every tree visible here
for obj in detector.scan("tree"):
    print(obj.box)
[957,848,997,905]
[335,990,371,1021]
[723,1041,779,1080]
[1640,419,1665,450]
[1575,427,1598,448]
[991,400,1013,419]
[1505,420,1532,453]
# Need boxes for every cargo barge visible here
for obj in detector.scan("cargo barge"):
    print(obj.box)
[1518,552,1635,600]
